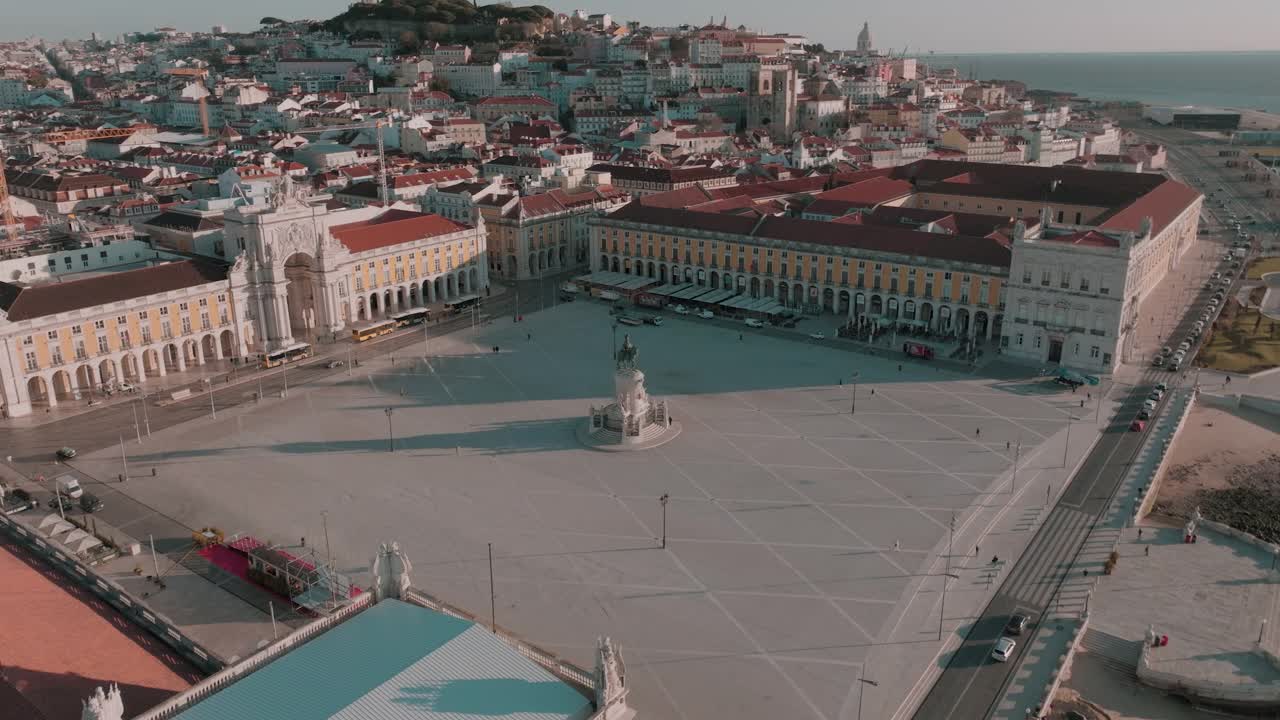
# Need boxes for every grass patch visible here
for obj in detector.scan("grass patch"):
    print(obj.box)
[1246,256,1280,280]
[1199,307,1280,373]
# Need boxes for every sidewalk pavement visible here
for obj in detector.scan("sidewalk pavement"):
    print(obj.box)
[992,616,1085,720]
[874,382,1128,720]
[991,387,1197,718]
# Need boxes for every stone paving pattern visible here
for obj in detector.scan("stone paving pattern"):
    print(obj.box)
[66,300,1101,720]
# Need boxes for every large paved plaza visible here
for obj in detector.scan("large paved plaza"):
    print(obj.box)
[74,300,1084,720]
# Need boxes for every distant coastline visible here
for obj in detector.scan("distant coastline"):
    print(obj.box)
[913,51,1280,113]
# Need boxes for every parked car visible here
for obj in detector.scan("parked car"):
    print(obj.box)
[1149,389,1164,402]
[809,331,826,340]
[1130,419,1147,432]
[79,493,103,513]
[644,316,664,326]
[744,318,764,328]
[1211,272,1221,279]
[48,494,75,513]
[55,475,83,499]
[991,637,1017,663]
[1160,346,1172,356]
[1150,356,1164,367]
[326,360,345,369]
[697,309,715,319]
[1168,359,1182,372]
[1137,409,1152,421]
[1005,614,1031,635]
[1156,382,1169,393]
[673,305,689,315]
[115,381,137,393]
[56,446,77,460]
[1143,399,1158,412]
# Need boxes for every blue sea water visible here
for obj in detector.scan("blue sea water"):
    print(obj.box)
[920,51,1280,113]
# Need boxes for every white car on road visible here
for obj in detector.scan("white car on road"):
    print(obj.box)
[809,331,826,340]
[991,637,1016,663]
[698,309,715,319]
[744,318,764,328]
[672,305,689,315]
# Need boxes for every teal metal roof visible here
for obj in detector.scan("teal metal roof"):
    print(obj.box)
[174,599,593,720]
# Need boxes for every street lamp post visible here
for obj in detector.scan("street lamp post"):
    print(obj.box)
[611,322,618,361]
[659,493,669,548]
[384,407,395,452]
[1011,438,1021,495]
[856,671,878,720]
[850,371,859,414]
[938,571,959,640]
[1062,414,1074,468]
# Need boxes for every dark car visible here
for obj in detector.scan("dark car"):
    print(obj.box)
[48,494,75,513]
[79,493,103,513]
[1005,614,1031,635]
[1138,409,1152,421]
[56,446,77,460]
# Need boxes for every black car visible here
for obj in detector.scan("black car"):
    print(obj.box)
[79,493,103,513]
[48,494,75,513]
[1005,614,1031,635]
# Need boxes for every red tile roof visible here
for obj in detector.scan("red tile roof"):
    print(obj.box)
[329,210,467,253]
[0,260,228,321]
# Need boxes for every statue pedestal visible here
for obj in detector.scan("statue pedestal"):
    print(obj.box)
[581,340,681,451]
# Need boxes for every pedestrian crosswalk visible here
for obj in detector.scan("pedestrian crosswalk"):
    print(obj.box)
[998,506,1095,609]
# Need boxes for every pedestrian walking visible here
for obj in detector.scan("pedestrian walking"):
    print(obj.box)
[527,332,532,341]
[739,333,743,342]
[893,540,901,552]
[974,545,979,557]
[1226,375,1232,385]
[991,555,999,565]
[1145,546,1150,556]
[975,427,981,437]
[301,537,306,547]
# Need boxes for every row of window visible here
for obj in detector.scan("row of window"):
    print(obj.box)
[1020,267,1110,295]
[23,313,228,371]
[25,295,227,346]
[1012,332,1105,360]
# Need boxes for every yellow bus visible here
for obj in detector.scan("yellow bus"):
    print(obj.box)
[262,343,312,369]
[352,319,396,342]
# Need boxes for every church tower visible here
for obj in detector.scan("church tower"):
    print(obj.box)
[857,22,873,54]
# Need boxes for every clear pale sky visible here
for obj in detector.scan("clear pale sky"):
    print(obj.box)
[3,0,1279,53]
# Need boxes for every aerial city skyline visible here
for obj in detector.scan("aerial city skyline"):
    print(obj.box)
[5,0,1280,52]
[1,3,1278,720]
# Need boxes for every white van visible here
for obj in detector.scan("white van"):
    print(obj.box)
[55,475,84,499]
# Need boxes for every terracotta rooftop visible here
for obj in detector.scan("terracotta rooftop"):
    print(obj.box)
[329,210,468,253]
[0,538,199,720]
[0,259,228,322]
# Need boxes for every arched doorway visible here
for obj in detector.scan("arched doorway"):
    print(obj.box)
[887,297,899,318]
[903,299,916,320]
[854,292,866,318]
[458,271,468,295]
[974,311,989,339]
[736,276,746,294]
[369,292,381,316]
[822,288,834,312]
[382,289,393,312]
[610,257,620,272]
[220,330,236,358]
[75,364,97,394]
[164,344,181,372]
[750,277,761,298]
[51,370,75,401]
[434,277,445,302]
[469,267,478,292]
[659,265,668,283]
[837,290,850,314]
[939,306,953,332]
[710,271,719,289]
[870,294,883,315]
[408,285,419,307]
[991,314,1004,341]
[763,279,773,298]
[920,302,934,328]
[26,376,50,406]
[956,308,970,336]
[202,334,218,361]
[283,253,321,341]
[779,282,790,305]
[98,358,117,385]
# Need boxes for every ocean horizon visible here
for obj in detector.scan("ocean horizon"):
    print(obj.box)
[913,50,1280,113]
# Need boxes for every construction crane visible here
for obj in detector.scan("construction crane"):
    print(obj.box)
[290,119,392,205]
[0,166,16,242]
[199,95,210,137]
